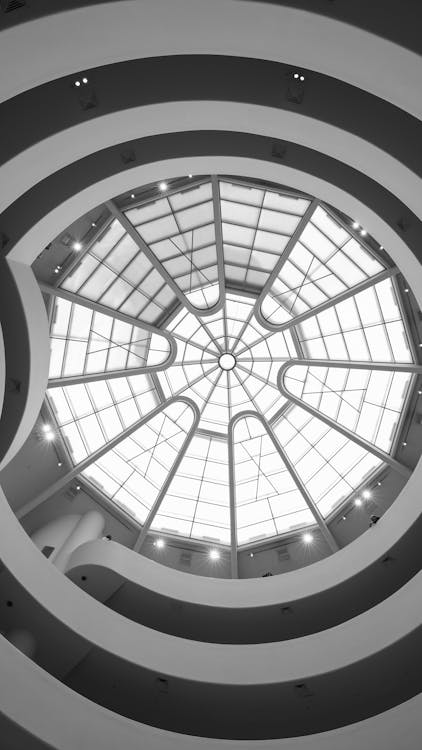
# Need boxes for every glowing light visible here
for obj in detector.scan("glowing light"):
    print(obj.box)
[42,424,51,433]
[352,221,359,229]
[73,241,82,251]
[209,549,220,560]
[82,77,88,84]
[354,498,363,507]
[74,81,81,87]
[303,533,313,544]
[159,182,168,192]
[45,431,55,442]
[362,489,372,500]
[155,538,165,549]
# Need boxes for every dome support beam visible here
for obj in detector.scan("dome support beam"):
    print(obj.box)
[257,266,399,334]
[253,198,318,324]
[278,364,412,478]
[107,199,225,319]
[16,396,198,520]
[229,411,339,555]
[211,175,226,311]
[132,404,200,553]
[39,281,177,366]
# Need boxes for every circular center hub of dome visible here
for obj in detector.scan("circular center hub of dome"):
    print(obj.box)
[161,291,294,434]
[219,352,236,371]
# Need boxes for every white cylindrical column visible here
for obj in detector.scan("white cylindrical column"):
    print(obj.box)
[53,510,105,572]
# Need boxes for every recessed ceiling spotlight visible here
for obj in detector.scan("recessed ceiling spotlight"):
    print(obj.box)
[377,481,382,486]
[360,229,367,236]
[362,489,372,500]
[249,552,254,558]
[72,241,82,251]
[154,538,165,549]
[342,515,347,521]
[74,80,81,87]
[418,390,422,396]
[379,245,384,250]
[404,287,409,292]
[57,461,63,468]
[188,174,193,178]
[402,441,407,446]
[303,533,313,544]
[293,73,299,79]
[75,485,81,491]
[353,221,359,229]
[42,424,51,432]
[45,431,55,442]
[419,343,422,348]
[299,75,305,82]
[91,221,97,228]
[131,193,135,199]
[354,498,363,507]
[209,549,220,560]
[82,77,88,84]
[159,181,168,192]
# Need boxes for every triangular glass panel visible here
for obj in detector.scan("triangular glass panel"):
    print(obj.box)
[82,400,196,523]
[49,297,172,383]
[151,433,230,544]
[232,414,313,545]
[295,277,413,363]
[273,404,384,517]
[60,217,178,325]
[220,180,311,292]
[283,363,414,452]
[47,375,159,463]
[125,182,223,312]
[259,205,386,326]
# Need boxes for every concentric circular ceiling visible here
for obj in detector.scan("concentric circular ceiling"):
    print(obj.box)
[34,174,419,574]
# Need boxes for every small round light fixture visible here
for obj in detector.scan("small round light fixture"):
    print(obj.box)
[209,549,220,561]
[303,533,313,544]
[219,353,236,371]
[72,241,82,251]
[362,489,372,500]
[82,77,88,84]
[74,80,81,87]
[44,431,55,442]
[155,538,165,549]
[159,181,168,192]
[42,424,51,433]
[354,497,363,507]
[352,221,359,229]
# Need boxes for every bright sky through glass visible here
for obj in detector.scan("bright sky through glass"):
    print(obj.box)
[45,176,416,550]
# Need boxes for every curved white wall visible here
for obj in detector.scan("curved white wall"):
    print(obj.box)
[0,1,420,118]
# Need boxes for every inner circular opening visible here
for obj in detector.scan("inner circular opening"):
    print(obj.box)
[219,352,236,371]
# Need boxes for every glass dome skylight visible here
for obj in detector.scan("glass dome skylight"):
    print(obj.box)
[43,175,418,575]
